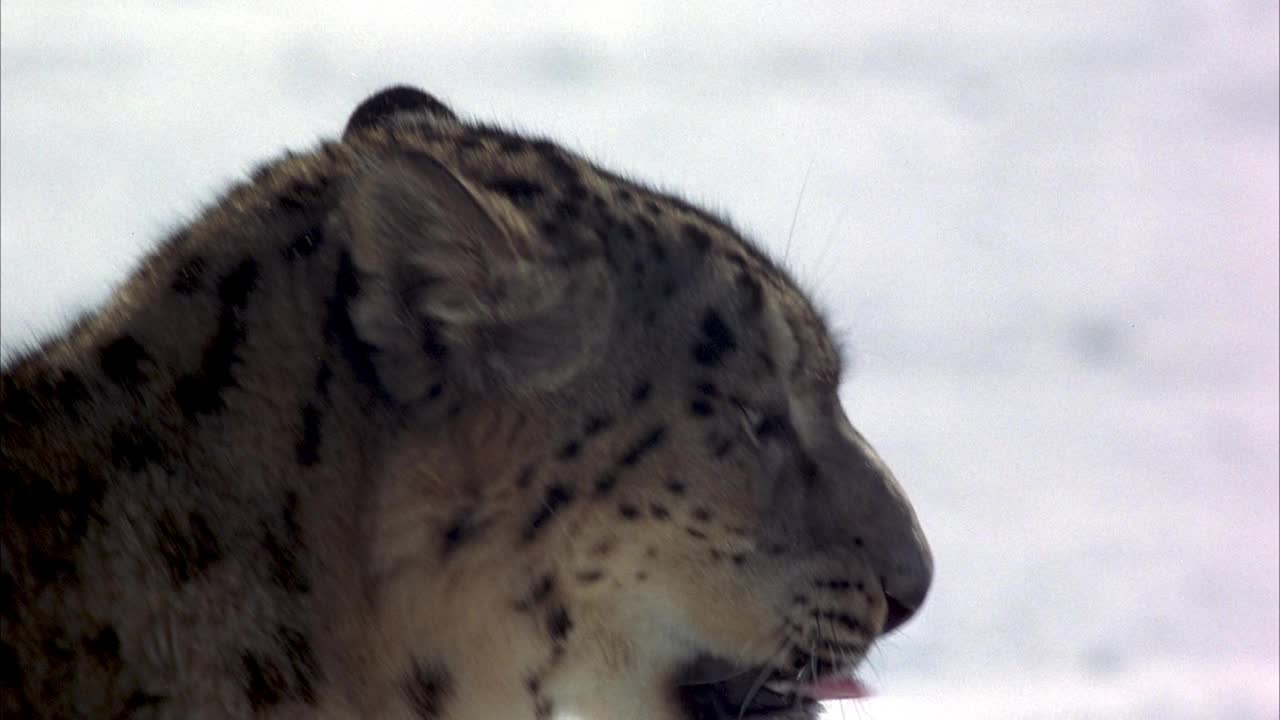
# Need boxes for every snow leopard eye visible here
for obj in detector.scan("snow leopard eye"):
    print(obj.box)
[734,401,790,448]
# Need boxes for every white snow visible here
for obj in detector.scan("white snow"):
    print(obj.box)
[2,2,1276,717]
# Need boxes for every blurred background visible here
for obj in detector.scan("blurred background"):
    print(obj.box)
[2,2,1276,718]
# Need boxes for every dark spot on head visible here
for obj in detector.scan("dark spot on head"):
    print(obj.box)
[277,624,319,704]
[694,381,720,397]
[618,426,666,467]
[693,309,738,366]
[524,484,575,542]
[98,335,153,387]
[155,510,223,585]
[557,440,582,460]
[2,377,41,426]
[295,404,323,466]
[575,570,604,584]
[617,503,640,520]
[312,362,333,397]
[109,424,165,472]
[186,511,222,569]
[401,658,453,719]
[175,257,261,418]
[546,606,573,643]
[53,372,89,417]
[427,382,444,400]
[442,522,466,554]
[515,465,537,489]
[276,180,327,213]
[665,479,685,495]
[484,177,546,204]
[6,467,106,587]
[217,256,258,306]
[684,224,712,252]
[688,399,714,417]
[496,137,526,154]
[582,415,613,436]
[711,437,735,458]
[0,571,16,619]
[685,527,708,540]
[250,161,275,184]
[631,380,652,404]
[530,141,580,183]
[554,199,581,222]
[649,504,670,521]
[86,626,120,666]
[263,492,308,593]
[441,508,491,558]
[647,237,667,262]
[531,575,554,602]
[0,645,18,702]
[691,507,713,523]
[597,230,621,269]
[421,319,449,362]
[635,571,648,581]
[593,472,618,496]
[798,453,819,486]
[732,553,749,566]
[736,274,765,314]
[121,690,166,714]
[515,573,557,612]
[172,255,207,294]
[319,252,388,401]
[241,652,286,711]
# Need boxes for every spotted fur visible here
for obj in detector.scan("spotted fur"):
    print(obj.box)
[0,86,931,719]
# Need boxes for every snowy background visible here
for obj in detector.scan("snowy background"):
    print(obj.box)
[2,2,1277,718]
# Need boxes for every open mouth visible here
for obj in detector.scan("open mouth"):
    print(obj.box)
[676,655,870,719]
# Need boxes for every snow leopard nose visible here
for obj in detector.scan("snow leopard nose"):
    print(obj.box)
[810,411,933,636]
[871,465,932,635]
[883,593,921,635]
[880,535,932,635]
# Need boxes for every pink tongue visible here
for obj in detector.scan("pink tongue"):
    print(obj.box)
[799,677,872,700]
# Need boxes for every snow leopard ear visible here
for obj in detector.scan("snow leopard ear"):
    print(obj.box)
[344,86,456,139]
[347,151,614,402]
